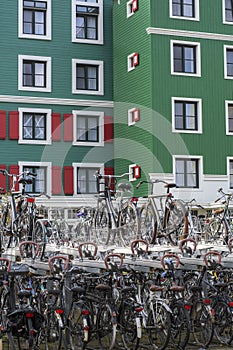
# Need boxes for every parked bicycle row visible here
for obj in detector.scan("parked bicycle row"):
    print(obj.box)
[1,168,233,257]
[1,238,233,349]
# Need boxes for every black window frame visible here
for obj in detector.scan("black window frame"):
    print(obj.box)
[173,44,197,74]
[228,104,233,132]
[23,60,47,88]
[175,158,199,188]
[77,167,99,194]
[226,48,233,77]
[76,115,99,142]
[22,165,47,194]
[22,112,47,141]
[23,0,47,35]
[172,0,195,18]
[225,0,233,22]
[174,100,198,131]
[76,5,99,40]
[76,64,98,91]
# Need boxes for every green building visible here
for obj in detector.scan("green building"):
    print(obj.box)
[113,0,233,204]
[0,0,114,208]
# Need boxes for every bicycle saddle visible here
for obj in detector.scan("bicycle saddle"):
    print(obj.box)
[164,183,176,189]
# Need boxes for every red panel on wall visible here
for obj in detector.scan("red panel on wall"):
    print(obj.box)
[9,165,19,191]
[104,116,114,143]
[0,111,6,139]
[52,113,61,141]
[52,166,62,195]
[64,166,74,195]
[9,111,19,140]
[64,114,73,141]
[104,167,114,192]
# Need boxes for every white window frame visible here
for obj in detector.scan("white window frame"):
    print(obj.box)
[18,0,52,40]
[18,54,52,92]
[127,53,137,72]
[18,107,52,145]
[126,0,136,18]
[171,40,201,77]
[72,59,104,95]
[172,97,202,134]
[173,155,203,190]
[223,0,233,25]
[169,0,200,21]
[73,162,104,196]
[128,108,139,126]
[224,45,233,79]
[72,0,103,44]
[225,100,233,135]
[227,157,233,189]
[72,110,104,146]
[18,161,52,196]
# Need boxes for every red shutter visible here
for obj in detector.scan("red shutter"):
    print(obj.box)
[0,165,6,192]
[9,111,19,140]
[52,113,61,141]
[9,165,19,191]
[134,108,140,122]
[64,114,73,141]
[0,111,6,140]
[104,167,114,192]
[133,53,139,67]
[52,166,62,195]
[64,166,74,195]
[132,0,138,12]
[104,116,114,143]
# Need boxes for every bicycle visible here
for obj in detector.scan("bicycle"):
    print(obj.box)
[182,198,207,242]
[205,187,233,245]
[93,171,140,246]
[136,179,188,245]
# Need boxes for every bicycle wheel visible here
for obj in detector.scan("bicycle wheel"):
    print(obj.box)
[205,217,228,244]
[97,303,116,350]
[119,202,140,246]
[139,203,157,244]
[68,303,88,350]
[190,300,213,347]
[93,206,111,245]
[170,301,190,349]
[165,200,188,245]
[147,301,171,350]
[118,303,140,350]
[34,219,48,259]
[214,300,233,345]
[44,311,63,350]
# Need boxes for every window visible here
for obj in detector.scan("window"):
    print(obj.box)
[128,108,140,125]
[73,162,103,194]
[175,158,200,188]
[72,0,103,44]
[127,53,139,72]
[223,0,233,23]
[18,55,51,92]
[171,40,201,76]
[172,98,202,133]
[18,108,51,144]
[18,161,51,195]
[224,46,233,79]
[18,0,51,40]
[127,0,138,17]
[170,0,199,20]
[72,59,104,95]
[73,110,104,146]
[228,159,233,188]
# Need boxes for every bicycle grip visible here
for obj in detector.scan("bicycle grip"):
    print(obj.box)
[136,181,142,189]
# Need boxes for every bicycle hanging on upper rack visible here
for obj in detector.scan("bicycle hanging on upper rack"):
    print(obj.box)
[93,171,140,247]
[136,179,188,246]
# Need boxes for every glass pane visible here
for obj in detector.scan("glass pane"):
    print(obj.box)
[24,1,34,7]
[229,160,233,172]
[23,127,32,139]
[87,78,97,90]
[186,116,196,130]
[24,23,33,34]
[88,168,97,193]
[35,23,45,35]
[185,60,194,73]
[35,75,45,87]
[23,114,33,127]
[186,103,196,116]
[77,117,86,140]
[35,168,45,192]
[186,160,196,173]
[176,160,184,173]
[77,66,85,78]
[183,5,193,17]
[187,173,196,187]
[227,50,233,64]
[228,105,233,118]
[87,66,97,78]
[174,59,182,72]
[172,4,181,16]
[175,116,183,129]
[23,63,32,74]
[184,47,194,59]
[35,128,45,139]
[228,118,233,132]
[77,78,85,89]
[35,63,45,74]
[23,75,33,86]
[173,45,182,59]
[175,102,183,116]
[35,11,44,23]
[24,10,33,21]
[78,168,86,193]
[176,173,184,187]
[227,64,233,76]
[35,115,45,127]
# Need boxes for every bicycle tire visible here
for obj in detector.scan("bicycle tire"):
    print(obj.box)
[147,301,171,350]
[96,303,116,350]
[34,219,48,260]
[93,206,111,245]
[119,202,140,246]
[190,300,213,347]
[170,300,191,349]
[139,203,157,244]
[44,311,63,350]
[205,217,228,244]
[118,303,140,350]
[68,303,88,350]
[214,300,233,345]
[165,200,188,245]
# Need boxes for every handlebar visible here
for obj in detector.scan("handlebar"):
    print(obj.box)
[161,253,181,269]
[203,251,221,267]
[48,255,69,272]
[94,171,130,179]
[131,239,149,255]
[104,254,123,270]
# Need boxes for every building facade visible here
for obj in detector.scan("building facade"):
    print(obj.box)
[113,0,233,204]
[0,0,114,208]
